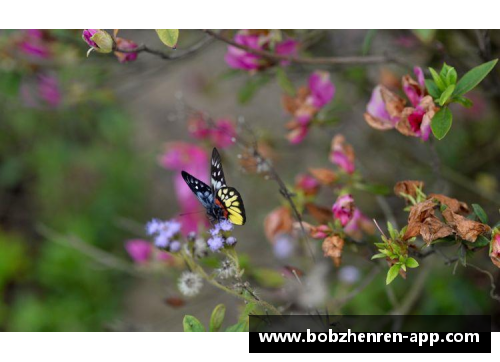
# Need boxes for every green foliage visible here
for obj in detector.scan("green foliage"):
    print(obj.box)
[427,60,497,140]
[431,107,452,140]
[238,74,272,104]
[155,29,179,48]
[276,68,295,96]
[471,204,488,224]
[183,315,206,332]
[209,304,226,332]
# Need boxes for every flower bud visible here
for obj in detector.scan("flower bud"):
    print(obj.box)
[82,29,114,54]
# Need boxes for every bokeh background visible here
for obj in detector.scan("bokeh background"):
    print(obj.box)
[1,29,499,331]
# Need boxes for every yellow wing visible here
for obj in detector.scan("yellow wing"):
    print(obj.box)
[217,187,246,225]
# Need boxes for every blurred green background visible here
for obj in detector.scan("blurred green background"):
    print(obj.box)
[0,30,499,331]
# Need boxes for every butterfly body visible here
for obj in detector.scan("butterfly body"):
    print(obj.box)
[181,148,246,225]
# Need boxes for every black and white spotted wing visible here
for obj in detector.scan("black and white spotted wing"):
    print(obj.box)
[211,148,227,192]
[181,171,214,209]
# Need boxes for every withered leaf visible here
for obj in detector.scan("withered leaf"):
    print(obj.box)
[364,112,394,131]
[308,168,337,185]
[428,193,469,215]
[305,203,333,224]
[394,180,425,199]
[442,209,490,243]
[264,206,293,243]
[322,235,344,267]
[403,199,437,240]
[380,86,406,119]
[420,216,454,245]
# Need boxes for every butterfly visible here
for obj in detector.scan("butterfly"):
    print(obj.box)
[181,148,246,225]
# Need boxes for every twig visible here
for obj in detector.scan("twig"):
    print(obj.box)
[115,35,213,60]
[468,263,500,303]
[203,29,410,68]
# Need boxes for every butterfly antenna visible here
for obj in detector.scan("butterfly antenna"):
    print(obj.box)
[178,210,205,217]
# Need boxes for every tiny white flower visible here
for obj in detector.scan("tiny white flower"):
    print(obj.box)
[217,259,237,279]
[178,271,203,297]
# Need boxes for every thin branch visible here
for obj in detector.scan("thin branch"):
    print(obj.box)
[203,29,410,68]
[115,35,213,60]
[468,263,500,303]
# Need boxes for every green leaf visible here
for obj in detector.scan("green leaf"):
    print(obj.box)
[225,317,249,332]
[386,264,401,285]
[472,204,488,224]
[238,75,271,104]
[474,235,491,248]
[155,29,179,48]
[387,222,397,240]
[438,84,455,106]
[406,257,419,268]
[445,68,458,86]
[425,79,440,99]
[431,107,452,140]
[371,253,387,260]
[183,315,205,332]
[453,59,498,97]
[209,304,226,332]
[412,30,436,44]
[239,302,257,322]
[429,67,446,91]
[355,182,390,195]
[454,96,473,108]
[276,68,295,96]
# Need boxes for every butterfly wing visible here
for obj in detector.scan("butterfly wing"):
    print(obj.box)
[211,148,227,193]
[181,171,214,209]
[215,187,246,225]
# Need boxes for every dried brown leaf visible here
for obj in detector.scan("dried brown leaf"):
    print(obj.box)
[305,203,333,224]
[394,180,425,199]
[308,168,337,185]
[442,209,490,242]
[403,199,437,240]
[322,235,345,267]
[428,193,469,215]
[264,206,293,243]
[420,216,454,244]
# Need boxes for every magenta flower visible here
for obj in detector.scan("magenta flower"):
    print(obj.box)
[212,119,236,149]
[114,37,138,63]
[332,194,355,227]
[330,135,355,174]
[403,67,426,107]
[159,142,210,234]
[38,74,61,107]
[308,71,335,108]
[344,209,374,239]
[19,30,50,59]
[490,232,500,268]
[125,239,152,264]
[295,173,320,196]
[82,29,99,48]
[225,30,298,71]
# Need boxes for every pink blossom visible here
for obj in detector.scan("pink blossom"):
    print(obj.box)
[225,30,298,71]
[344,209,374,239]
[295,173,320,196]
[125,239,152,264]
[212,119,236,149]
[365,85,399,128]
[159,142,210,234]
[330,135,355,174]
[310,225,331,239]
[308,71,335,108]
[403,67,426,107]
[19,29,50,59]
[114,37,138,63]
[38,75,61,107]
[82,29,99,48]
[188,115,212,139]
[332,194,355,227]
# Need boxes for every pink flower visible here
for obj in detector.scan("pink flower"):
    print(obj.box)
[330,135,355,174]
[20,74,62,109]
[490,233,500,269]
[159,142,210,234]
[403,67,426,107]
[225,30,298,71]
[82,29,99,48]
[364,85,401,129]
[295,173,320,196]
[308,71,335,108]
[212,119,236,149]
[125,239,152,264]
[310,225,332,239]
[332,194,355,227]
[344,209,374,239]
[283,71,335,144]
[19,29,51,59]
[114,37,138,63]
[187,114,236,149]
[38,74,61,107]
